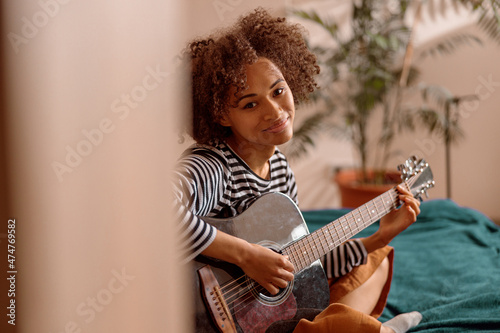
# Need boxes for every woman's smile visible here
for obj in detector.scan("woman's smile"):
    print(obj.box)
[264,116,290,133]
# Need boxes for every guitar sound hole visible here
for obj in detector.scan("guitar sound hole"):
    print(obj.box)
[247,278,293,306]
[247,240,294,306]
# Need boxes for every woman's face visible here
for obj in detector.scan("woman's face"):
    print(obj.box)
[220,58,295,154]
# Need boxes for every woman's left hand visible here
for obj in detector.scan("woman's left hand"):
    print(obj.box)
[376,185,421,246]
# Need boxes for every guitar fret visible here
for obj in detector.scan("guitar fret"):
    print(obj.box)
[374,202,382,219]
[338,217,348,242]
[373,198,384,220]
[364,203,374,227]
[320,233,330,256]
[303,237,314,263]
[344,213,356,237]
[296,242,308,271]
[321,228,332,253]
[298,241,312,271]
[373,199,381,219]
[358,209,364,229]
[310,234,323,258]
[352,208,362,233]
[331,222,344,244]
[321,228,332,251]
[347,214,355,237]
[324,225,339,252]
[285,246,298,269]
[365,203,371,221]
[308,238,317,263]
[286,243,299,271]
[311,236,321,260]
[346,214,355,236]
[381,192,390,212]
[358,206,365,230]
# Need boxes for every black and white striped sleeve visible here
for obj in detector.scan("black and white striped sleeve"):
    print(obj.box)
[321,239,368,279]
[172,149,228,263]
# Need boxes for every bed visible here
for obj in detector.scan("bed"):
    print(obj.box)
[303,199,500,332]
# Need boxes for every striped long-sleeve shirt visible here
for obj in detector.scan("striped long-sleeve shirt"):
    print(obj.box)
[173,141,367,278]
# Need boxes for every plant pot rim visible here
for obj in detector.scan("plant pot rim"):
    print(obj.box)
[334,168,401,191]
[334,168,401,208]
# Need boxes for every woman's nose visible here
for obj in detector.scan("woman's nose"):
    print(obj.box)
[262,98,282,120]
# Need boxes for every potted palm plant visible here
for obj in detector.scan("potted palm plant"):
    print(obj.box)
[288,0,495,207]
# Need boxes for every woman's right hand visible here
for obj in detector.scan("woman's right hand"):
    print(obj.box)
[201,231,294,295]
[239,243,294,295]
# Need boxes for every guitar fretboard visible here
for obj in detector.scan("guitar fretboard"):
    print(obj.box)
[282,183,409,273]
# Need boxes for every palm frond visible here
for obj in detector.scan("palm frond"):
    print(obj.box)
[286,110,334,160]
[419,84,455,110]
[420,0,500,45]
[292,10,339,37]
[418,33,483,60]
[477,10,500,44]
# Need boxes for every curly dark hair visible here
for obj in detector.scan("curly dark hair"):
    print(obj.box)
[184,7,320,144]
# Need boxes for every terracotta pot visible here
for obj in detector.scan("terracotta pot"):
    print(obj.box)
[334,169,401,208]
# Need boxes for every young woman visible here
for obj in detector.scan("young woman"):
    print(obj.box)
[173,8,422,333]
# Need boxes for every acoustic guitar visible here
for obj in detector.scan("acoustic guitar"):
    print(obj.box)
[192,156,434,333]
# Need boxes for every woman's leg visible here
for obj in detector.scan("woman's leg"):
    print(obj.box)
[336,257,390,315]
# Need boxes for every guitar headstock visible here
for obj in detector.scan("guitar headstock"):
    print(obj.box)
[398,156,435,200]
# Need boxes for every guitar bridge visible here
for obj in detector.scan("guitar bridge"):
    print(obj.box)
[198,265,237,333]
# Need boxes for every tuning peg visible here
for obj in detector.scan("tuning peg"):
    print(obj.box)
[398,164,409,180]
[419,181,436,200]
[408,156,418,168]
[398,156,419,180]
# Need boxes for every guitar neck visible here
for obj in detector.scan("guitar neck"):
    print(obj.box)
[282,185,404,273]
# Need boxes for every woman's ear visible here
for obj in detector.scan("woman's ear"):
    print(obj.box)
[218,114,231,127]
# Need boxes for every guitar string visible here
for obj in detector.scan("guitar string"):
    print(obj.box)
[219,277,276,317]
[211,275,258,316]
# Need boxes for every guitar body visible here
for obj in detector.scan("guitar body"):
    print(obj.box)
[192,193,330,333]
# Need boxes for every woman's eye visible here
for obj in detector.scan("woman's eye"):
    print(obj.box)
[243,102,257,109]
[273,88,284,97]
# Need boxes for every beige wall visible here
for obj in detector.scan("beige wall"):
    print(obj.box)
[4,1,190,332]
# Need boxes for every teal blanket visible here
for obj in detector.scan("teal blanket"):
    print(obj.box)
[303,199,500,332]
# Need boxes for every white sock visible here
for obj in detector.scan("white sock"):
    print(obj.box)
[382,311,423,333]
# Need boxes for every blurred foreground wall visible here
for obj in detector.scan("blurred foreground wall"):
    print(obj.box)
[2,1,190,332]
